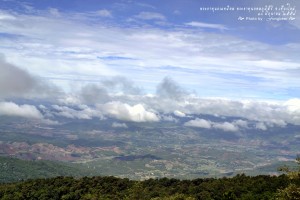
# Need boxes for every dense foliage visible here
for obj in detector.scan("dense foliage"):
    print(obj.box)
[0,156,89,183]
[276,156,300,199]
[0,156,299,199]
[0,174,292,200]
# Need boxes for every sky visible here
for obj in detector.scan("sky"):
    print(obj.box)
[0,0,300,131]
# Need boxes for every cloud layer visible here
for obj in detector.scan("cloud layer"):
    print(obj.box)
[0,102,43,119]
[0,57,37,98]
[184,118,239,132]
[0,5,299,100]
[0,59,299,130]
[99,102,159,122]
[0,1,299,131]
[0,57,61,99]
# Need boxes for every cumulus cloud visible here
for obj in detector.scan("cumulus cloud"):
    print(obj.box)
[52,105,103,119]
[0,101,43,119]
[0,3,298,130]
[0,102,58,124]
[101,76,141,95]
[0,57,37,98]
[80,84,110,104]
[38,104,54,118]
[0,5,299,102]
[174,110,186,117]
[255,122,267,131]
[184,118,212,129]
[105,84,298,128]
[178,98,300,127]
[162,115,178,122]
[184,118,239,132]
[284,98,300,113]
[156,77,188,100]
[112,122,128,128]
[58,95,82,106]
[77,77,141,105]
[0,57,60,99]
[73,80,300,128]
[99,101,159,122]
[233,119,249,129]
[0,6,298,103]
[183,116,287,132]
[213,122,239,132]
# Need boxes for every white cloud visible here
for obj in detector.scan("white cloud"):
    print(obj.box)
[255,122,267,131]
[176,98,300,126]
[284,98,300,113]
[96,9,112,18]
[174,110,186,117]
[0,7,298,129]
[233,119,249,129]
[184,118,212,129]
[185,21,227,30]
[39,118,60,125]
[53,90,299,128]
[99,101,160,122]
[0,12,16,20]
[0,57,61,98]
[156,77,188,100]
[58,86,298,129]
[112,122,128,128]
[267,119,287,127]
[162,115,178,122]
[0,102,43,119]
[58,95,82,106]
[79,84,110,104]
[0,8,299,98]
[135,12,166,21]
[52,104,103,119]
[0,57,36,97]
[213,122,239,132]
[184,118,239,132]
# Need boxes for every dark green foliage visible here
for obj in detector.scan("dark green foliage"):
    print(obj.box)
[0,174,290,200]
[0,156,90,183]
[276,156,300,199]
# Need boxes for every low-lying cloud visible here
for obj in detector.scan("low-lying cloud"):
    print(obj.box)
[112,122,128,128]
[213,122,239,132]
[78,76,142,105]
[184,118,212,129]
[99,101,160,122]
[0,101,43,119]
[156,77,188,101]
[52,104,103,120]
[80,84,110,104]
[0,57,61,99]
[174,110,186,117]
[184,118,261,132]
[0,57,37,98]
[184,118,239,132]
[1,70,299,130]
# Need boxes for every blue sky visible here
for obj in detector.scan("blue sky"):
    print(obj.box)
[0,0,300,130]
[0,0,299,100]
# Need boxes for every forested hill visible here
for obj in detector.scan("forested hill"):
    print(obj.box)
[0,156,90,183]
[0,175,292,200]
